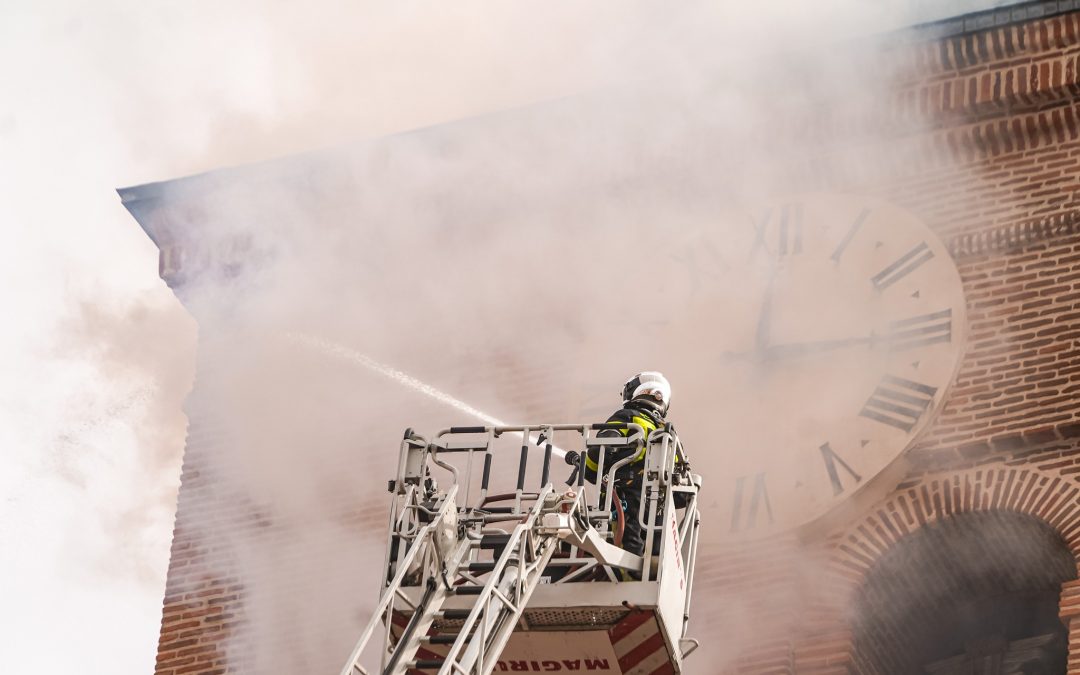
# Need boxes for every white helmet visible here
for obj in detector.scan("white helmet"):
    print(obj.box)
[621,371,672,409]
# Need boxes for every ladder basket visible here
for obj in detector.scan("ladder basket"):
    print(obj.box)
[340,423,703,675]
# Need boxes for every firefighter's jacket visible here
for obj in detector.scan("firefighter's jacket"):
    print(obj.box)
[584,398,668,488]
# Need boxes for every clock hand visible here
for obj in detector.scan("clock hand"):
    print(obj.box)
[762,334,879,361]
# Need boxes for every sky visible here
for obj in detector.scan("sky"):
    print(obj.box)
[0,1,1021,673]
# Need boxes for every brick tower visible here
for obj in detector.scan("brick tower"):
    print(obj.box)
[123,2,1080,673]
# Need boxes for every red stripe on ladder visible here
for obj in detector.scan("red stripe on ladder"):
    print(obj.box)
[618,631,666,672]
[647,660,676,675]
[608,609,655,644]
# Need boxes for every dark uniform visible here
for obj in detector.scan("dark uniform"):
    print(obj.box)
[587,396,668,557]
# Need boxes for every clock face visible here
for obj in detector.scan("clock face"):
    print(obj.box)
[655,193,967,540]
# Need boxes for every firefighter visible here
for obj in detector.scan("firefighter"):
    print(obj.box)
[569,372,674,558]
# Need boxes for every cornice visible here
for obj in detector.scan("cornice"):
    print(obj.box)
[904,0,1080,44]
[781,10,1080,155]
[866,3,1080,91]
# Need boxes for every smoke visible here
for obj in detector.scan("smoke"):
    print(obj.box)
[0,0,1000,673]
[124,3,971,673]
[50,295,196,583]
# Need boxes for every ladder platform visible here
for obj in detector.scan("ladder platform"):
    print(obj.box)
[393,593,679,675]
[398,581,663,625]
[339,423,702,675]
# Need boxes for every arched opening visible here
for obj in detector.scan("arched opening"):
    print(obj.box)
[852,510,1077,674]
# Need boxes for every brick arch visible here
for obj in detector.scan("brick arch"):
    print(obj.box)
[791,462,1080,674]
[829,462,1080,585]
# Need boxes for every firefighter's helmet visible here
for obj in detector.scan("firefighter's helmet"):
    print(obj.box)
[621,371,671,410]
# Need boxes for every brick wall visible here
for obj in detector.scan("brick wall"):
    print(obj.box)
[155,375,246,674]
[915,233,1080,462]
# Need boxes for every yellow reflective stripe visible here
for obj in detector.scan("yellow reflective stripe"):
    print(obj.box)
[629,415,657,464]
[592,414,663,472]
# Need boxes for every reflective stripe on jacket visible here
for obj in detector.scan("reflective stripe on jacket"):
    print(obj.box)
[585,412,660,473]
[587,399,660,473]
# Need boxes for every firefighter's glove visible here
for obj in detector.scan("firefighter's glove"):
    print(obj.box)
[564,451,581,486]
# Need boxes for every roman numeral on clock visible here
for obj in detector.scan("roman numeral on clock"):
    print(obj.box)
[819,442,863,496]
[871,242,934,290]
[730,472,774,532]
[859,375,938,433]
[750,203,803,259]
[886,309,952,351]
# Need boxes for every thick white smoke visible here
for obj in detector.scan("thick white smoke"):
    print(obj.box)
[1,1,1003,673]
[152,3,968,671]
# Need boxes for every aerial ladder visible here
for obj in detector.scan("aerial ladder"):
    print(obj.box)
[339,422,703,675]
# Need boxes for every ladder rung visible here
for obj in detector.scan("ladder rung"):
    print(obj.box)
[424,634,463,645]
[453,585,484,595]
[476,534,511,549]
[465,561,497,572]
[413,659,445,670]
[440,609,473,620]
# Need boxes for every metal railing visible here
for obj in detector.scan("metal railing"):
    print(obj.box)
[387,422,691,582]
